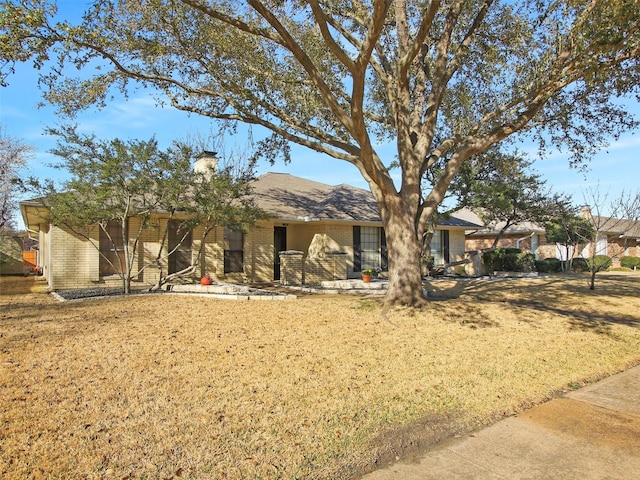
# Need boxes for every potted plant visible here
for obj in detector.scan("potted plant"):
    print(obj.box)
[200,273,213,285]
[361,269,375,283]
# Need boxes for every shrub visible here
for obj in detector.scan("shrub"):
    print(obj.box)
[546,258,563,272]
[620,256,640,269]
[582,255,612,272]
[515,252,536,272]
[484,248,536,272]
[501,250,521,271]
[536,258,562,273]
[571,258,589,272]
[483,249,502,272]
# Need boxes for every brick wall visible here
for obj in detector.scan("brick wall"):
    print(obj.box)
[279,251,304,285]
[279,250,348,286]
[49,224,100,289]
[304,252,348,285]
[244,223,274,282]
[466,234,535,252]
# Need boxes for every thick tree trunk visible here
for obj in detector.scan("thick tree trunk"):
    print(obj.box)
[383,211,427,307]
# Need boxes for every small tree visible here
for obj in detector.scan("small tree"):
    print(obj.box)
[0,125,34,232]
[33,126,262,293]
[545,203,594,273]
[579,188,640,290]
[453,151,560,247]
[424,150,562,273]
[150,157,264,290]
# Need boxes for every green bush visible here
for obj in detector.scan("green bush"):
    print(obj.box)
[516,252,537,272]
[620,256,640,269]
[536,258,562,273]
[484,248,536,272]
[582,255,612,272]
[483,249,502,272]
[501,250,521,271]
[571,258,589,272]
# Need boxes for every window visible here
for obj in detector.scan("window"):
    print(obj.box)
[360,226,380,271]
[168,220,192,274]
[99,220,125,275]
[595,234,608,256]
[224,228,244,273]
[429,230,450,265]
[353,226,387,272]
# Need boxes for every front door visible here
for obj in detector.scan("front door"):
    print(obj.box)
[274,226,287,280]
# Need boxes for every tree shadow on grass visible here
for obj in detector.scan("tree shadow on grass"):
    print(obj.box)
[426,273,640,302]
[423,274,639,333]
[508,301,639,332]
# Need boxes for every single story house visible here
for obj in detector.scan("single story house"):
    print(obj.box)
[578,207,640,262]
[464,219,548,258]
[463,207,640,264]
[20,162,481,291]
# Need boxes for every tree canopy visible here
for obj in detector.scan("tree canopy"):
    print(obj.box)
[0,125,33,231]
[447,151,562,247]
[2,0,639,305]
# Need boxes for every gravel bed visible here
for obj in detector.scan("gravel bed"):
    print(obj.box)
[53,285,284,301]
[52,287,160,301]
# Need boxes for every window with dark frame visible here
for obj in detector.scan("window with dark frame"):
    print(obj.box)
[224,228,244,273]
[429,230,450,265]
[168,220,192,274]
[353,226,387,272]
[99,220,125,275]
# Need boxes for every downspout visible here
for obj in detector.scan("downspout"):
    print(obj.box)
[47,224,53,290]
[515,232,535,250]
[25,228,40,274]
[25,228,39,241]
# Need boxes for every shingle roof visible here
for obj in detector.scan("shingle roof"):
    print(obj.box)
[467,220,547,236]
[251,173,381,222]
[251,172,482,228]
[20,171,484,229]
[593,216,640,239]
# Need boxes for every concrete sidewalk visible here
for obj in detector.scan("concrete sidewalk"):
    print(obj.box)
[361,365,640,479]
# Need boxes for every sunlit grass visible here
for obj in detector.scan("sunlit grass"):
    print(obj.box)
[1,273,639,478]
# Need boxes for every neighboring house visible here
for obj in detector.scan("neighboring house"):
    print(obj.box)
[20,169,481,291]
[0,233,27,275]
[578,207,640,264]
[463,207,640,264]
[465,219,547,259]
[458,208,547,258]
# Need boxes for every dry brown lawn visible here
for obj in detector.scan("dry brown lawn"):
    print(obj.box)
[1,273,639,479]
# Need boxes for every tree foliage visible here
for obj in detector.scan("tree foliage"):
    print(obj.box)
[0,125,34,232]
[452,151,564,247]
[32,126,263,293]
[545,203,594,272]
[2,0,639,305]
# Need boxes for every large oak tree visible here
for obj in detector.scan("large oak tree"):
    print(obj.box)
[2,0,638,305]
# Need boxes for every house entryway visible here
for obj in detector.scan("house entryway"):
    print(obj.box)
[274,226,287,280]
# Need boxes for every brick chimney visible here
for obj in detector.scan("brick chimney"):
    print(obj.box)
[194,151,218,180]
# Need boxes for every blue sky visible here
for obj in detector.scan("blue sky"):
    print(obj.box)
[1,4,639,229]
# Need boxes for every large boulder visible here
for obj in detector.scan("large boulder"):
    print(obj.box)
[307,233,341,258]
